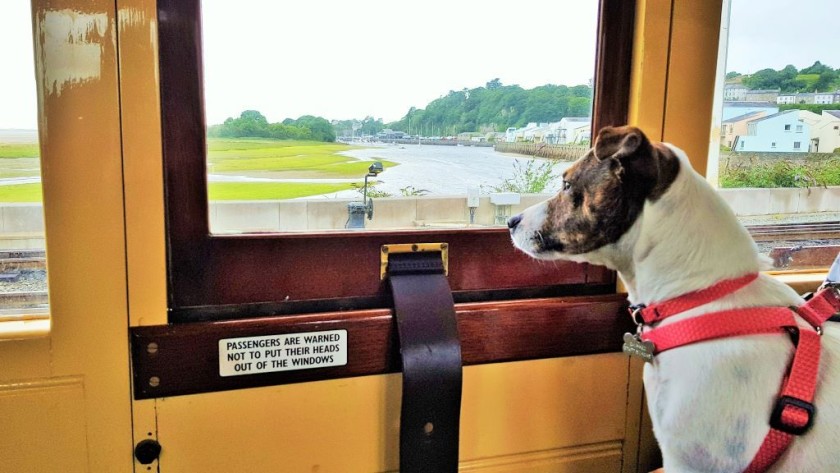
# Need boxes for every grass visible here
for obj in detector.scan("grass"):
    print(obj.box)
[720,157,840,188]
[0,143,39,159]
[0,181,354,202]
[208,138,396,177]
[208,182,352,200]
[0,183,43,202]
[0,138,393,202]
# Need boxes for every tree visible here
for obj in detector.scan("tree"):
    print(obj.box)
[239,110,268,125]
[207,110,335,142]
[800,61,831,75]
[814,70,839,91]
[385,80,591,135]
[291,116,336,142]
[742,68,780,90]
[486,78,502,90]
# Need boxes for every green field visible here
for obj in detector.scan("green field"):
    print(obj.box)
[208,182,353,200]
[0,183,43,202]
[208,138,396,177]
[0,138,394,201]
[0,143,40,159]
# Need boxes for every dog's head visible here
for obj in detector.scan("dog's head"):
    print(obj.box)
[508,126,680,261]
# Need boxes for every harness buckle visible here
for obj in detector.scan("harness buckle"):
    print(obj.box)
[629,304,646,326]
[770,395,815,436]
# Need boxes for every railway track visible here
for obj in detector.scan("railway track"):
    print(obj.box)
[746,221,840,242]
[0,250,48,309]
[0,249,46,271]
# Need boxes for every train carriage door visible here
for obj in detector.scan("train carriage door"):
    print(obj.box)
[125,1,651,471]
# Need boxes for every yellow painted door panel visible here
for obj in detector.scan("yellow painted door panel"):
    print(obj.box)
[152,354,633,472]
[0,377,87,473]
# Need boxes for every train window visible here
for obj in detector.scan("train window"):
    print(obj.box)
[0,1,50,326]
[711,0,840,272]
[201,2,599,234]
[158,0,634,319]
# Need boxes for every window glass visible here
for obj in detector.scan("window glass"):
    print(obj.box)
[201,1,599,233]
[713,0,840,271]
[0,1,49,318]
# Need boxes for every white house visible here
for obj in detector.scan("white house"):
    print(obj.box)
[504,127,517,143]
[557,117,590,144]
[809,110,840,153]
[815,91,838,105]
[733,110,809,153]
[777,94,797,105]
[505,118,591,144]
[505,122,547,142]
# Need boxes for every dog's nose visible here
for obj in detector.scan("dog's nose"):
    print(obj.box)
[507,214,522,229]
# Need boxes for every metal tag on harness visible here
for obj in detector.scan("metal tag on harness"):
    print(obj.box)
[623,332,655,362]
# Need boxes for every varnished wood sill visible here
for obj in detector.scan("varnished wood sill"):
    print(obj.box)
[766,270,828,295]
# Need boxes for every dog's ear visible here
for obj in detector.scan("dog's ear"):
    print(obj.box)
[593,126,647,162]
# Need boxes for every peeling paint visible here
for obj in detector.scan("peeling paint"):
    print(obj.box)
[35,9,109,97]
[118,7,147,29]
[33,8,113,137]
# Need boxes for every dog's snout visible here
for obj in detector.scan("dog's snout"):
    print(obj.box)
[507,214,522,229]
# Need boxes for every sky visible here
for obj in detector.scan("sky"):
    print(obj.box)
[1,0,839,129]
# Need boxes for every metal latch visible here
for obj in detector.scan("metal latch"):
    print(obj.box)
[380,242,449,280]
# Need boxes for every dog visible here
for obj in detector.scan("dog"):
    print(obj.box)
[508,125,840,472]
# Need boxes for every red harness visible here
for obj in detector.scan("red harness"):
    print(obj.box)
[628,274,840,472]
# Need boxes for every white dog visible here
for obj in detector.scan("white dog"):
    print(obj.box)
[508,126,840,472]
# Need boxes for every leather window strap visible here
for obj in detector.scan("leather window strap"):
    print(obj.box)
[387,251,463,473]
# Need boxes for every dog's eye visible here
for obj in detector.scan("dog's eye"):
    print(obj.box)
[562,180,572,192]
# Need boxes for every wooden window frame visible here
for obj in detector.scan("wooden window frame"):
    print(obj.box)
[131,0,639,398]
[158,0,636,322]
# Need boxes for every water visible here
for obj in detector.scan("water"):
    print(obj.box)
[316,143,572,199]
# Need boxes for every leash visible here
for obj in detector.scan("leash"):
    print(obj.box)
[623,274,840,473]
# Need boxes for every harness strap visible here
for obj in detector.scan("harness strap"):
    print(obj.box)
[634,273,759,324]
[797,287,840,328]
[641,308,793,353]
[743,328,821,473]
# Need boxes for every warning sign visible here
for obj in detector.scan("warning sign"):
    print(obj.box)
[219,330,347,377]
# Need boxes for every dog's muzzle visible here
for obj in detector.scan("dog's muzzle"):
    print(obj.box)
[507,214,522,230]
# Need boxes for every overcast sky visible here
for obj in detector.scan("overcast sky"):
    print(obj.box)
[1,0,839,129]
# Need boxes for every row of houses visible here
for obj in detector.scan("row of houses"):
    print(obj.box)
[503,117,591,144]
[721,102,840,153]
[724,84,840,105]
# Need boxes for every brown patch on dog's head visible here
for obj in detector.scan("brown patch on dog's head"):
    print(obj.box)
[527,125,680,255]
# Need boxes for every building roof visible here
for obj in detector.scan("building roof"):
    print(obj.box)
[723,111,765,123]
[560,117,590,122]
[747,110,797,124]
[825,110,840,119]
[723,101,777,108]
